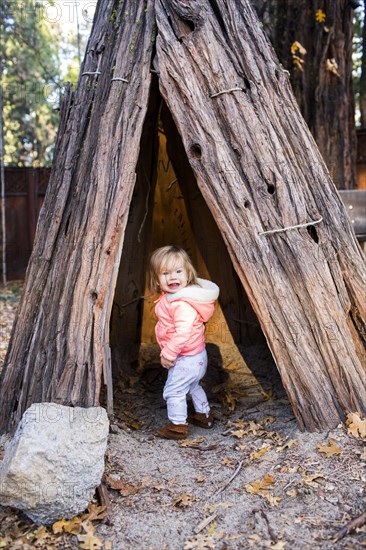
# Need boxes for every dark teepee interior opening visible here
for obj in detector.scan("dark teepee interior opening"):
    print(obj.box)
[108,83,285,417]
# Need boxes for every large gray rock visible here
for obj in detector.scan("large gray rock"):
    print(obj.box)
[0,403,109,525]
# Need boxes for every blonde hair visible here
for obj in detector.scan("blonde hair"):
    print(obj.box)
[149,245,198,293]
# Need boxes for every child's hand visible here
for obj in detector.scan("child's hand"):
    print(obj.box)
[161,356,174,369]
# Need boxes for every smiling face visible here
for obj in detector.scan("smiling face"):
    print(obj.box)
[150,246,198,294]
[158,264,189,294]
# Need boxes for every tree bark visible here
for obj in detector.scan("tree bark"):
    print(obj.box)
[360,0,366,127]
[0,0,156,432]
[155,0,366,430]
[0,0,364,434]
[274,0,357,189]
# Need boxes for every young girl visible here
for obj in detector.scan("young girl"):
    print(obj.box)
[149,245,220,440]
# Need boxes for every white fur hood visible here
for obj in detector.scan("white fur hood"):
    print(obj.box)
[166,278,220,303]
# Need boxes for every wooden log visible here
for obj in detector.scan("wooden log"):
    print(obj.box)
[155,0,366,430]
[0,0,156,432]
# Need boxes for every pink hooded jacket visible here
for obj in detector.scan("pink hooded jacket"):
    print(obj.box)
[154,278,220,362]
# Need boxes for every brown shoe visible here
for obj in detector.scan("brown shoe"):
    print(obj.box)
[156,422,188,440]
[188,411,214,428]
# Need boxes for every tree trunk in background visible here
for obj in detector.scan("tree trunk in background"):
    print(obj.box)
[360,0,366,127]
[273,0,357,189]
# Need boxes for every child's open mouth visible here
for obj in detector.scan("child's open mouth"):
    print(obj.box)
[168,283,180,289]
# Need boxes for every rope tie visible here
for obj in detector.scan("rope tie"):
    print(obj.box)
[258,217,323,236]
[82,55,102,77]
[111,77,129,83]
[210,87,243,98]
[82,71,101,76]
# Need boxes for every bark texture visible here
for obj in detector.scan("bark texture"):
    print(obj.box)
[274,0,357,189]
[0,0,156,431]
[0,0,365,434]
[155,0,366,430]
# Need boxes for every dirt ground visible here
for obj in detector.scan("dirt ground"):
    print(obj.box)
[0,282,365,549]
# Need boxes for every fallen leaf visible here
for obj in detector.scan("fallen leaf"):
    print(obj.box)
[249,446,271,460]
[77,532,103,549]
[195,476,206,483]
[244,474,275,494]
[33,526,51,544]
[221,457,235,468]
[258,416,276,424]
[184,534,216,549]
[173,494,197,508]
[228,419,248,429]
[244,474,281,506]
[265,494,282,506]
[83,503,107,522]
[302,473,325,488]
[205,502,233,513]
[276,439,299,452]
[104,474,126,490]
[230,429,247,439]
[153,483,166,491]
[346,412,366,439]
[119,483,141,497]
[317,438,342,458]
[247,533,262,547]
[271,542,287,549]
[179,437,204,448]
[52,517,83,535]
[207,523,217,535]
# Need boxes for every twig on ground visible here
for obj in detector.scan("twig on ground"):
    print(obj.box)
[189,444,220,451]
[210,459,244,498]
[96,482,112,525]
[194,512,218,534]
[261,510,278,543]
[334,511,366,542]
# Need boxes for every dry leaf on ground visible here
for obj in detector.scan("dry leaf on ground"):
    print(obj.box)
[221,457,235,467]
[105,475,140,496]
[302,473,326,488]
[276,439,299,452]
[244,474,281,506]
[52,517,84,535]
[317,438,342,458]
[346,412,366,439]
[179,437,204,448]
[174,494,198,508]
[184,533,216,549]
[249,445,271,460]
[77,532,104,550]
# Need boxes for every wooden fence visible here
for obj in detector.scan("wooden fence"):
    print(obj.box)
[1,167,50,280]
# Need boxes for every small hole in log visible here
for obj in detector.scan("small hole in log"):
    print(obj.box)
[64,213,71,236]
[106,248,111,255]
[244,200,251,208]
[243,76,251,89]
[190,144,202,159]
[267,184,275,194]
[307,225,319,244]
[183,19,195,32]
[91,291,98,301]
